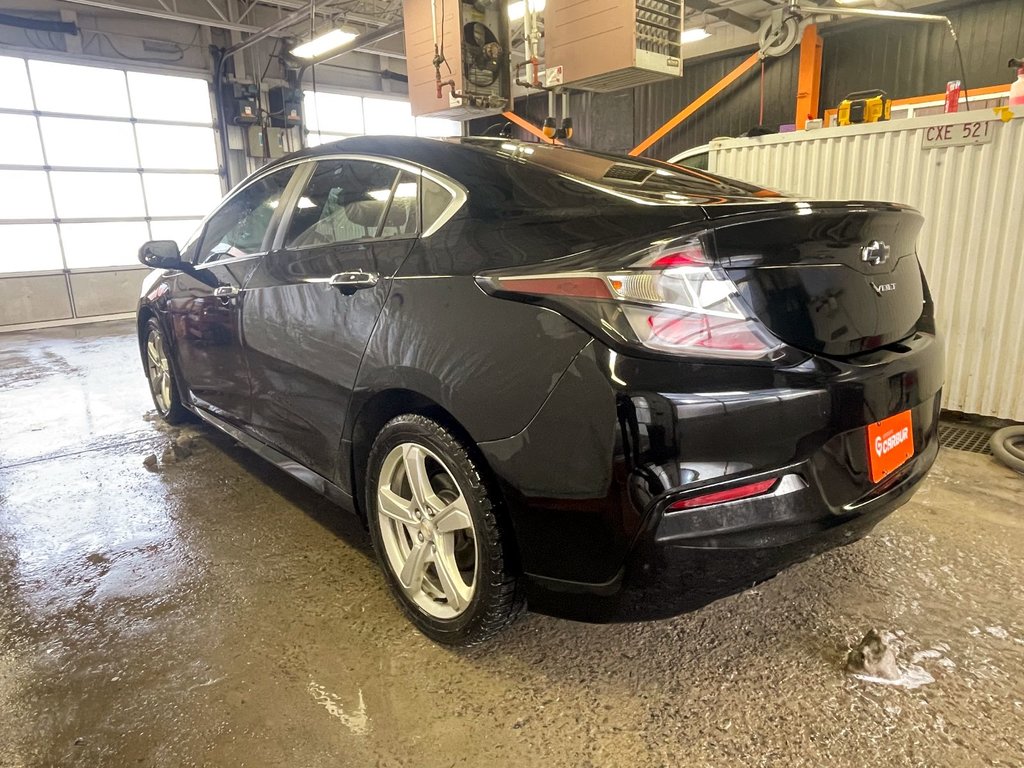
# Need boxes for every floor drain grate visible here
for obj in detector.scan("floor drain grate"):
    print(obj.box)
[939,423,993,454]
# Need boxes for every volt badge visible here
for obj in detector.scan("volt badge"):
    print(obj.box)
[871,281,897,296]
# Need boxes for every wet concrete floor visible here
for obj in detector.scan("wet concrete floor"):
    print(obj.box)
[1,319,1023,767]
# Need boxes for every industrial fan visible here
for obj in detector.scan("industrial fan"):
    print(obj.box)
[463,21,503,88]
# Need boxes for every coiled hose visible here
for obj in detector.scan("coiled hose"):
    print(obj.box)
[990,426,1024,474]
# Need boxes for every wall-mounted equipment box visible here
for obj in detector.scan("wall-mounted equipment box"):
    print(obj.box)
[268,86,302,128]
[226,82,260,124]
[403,0,511,120]
[246,125,266,158]
[266,127,297,158]
[545,0,683,92]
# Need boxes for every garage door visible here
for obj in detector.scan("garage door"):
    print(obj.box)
[0,56,222,326]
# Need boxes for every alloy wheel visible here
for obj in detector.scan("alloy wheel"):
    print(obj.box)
[146,329,173,415]
[376,442,478,619]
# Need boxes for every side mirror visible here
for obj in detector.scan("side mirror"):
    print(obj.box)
[139,240,185,270]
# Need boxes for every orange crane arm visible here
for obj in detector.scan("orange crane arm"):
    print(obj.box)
[630,52,761,157]
[501,111,564,145]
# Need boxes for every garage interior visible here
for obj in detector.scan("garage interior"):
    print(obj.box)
[1,0,1023,765]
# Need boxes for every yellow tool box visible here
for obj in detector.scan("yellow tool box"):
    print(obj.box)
[838,90,892,126]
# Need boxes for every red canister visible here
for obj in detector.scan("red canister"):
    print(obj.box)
[945,80,962,113]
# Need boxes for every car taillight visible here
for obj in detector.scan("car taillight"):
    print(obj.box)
[668,478,778,510]
[480,236,784,361]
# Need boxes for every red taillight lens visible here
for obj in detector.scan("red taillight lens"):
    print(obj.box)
[646,313,768,352]
[669,478,778,510]
[647,247,708,268]
[480,235,784,361]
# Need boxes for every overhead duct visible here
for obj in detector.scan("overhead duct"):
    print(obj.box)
[686,0,759,33]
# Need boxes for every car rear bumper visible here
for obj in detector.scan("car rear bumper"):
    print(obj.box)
[478,332,944,622]
[522,400,938,622]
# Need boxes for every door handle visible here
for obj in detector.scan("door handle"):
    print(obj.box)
[328,271,379,293]
[213,285,239,298]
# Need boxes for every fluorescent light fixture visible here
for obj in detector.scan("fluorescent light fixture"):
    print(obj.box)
[291,28,358,60]
[508,0,545,21]
[681,27,711,44]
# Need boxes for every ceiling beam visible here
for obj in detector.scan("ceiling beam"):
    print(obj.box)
[247,0,397,27]
[56,0,392,37]
[58,0,265,32]
[686,0,760,33]
[223,0,313,55]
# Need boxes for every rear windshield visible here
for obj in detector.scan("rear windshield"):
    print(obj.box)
[458,138,780,204]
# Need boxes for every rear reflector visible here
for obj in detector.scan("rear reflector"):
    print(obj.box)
[669,478,778,510]
[493,275,612,299]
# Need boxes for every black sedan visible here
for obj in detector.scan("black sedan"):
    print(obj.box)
[136,136,943,645]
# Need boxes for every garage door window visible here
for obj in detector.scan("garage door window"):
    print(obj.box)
[0,55,220,274]
[302,91,462,147]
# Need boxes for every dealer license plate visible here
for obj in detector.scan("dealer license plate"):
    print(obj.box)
[866,410,914,483]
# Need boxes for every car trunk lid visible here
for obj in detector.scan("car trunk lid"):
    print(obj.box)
[706,202,926,357]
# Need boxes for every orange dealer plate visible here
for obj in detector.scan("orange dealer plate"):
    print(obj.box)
[866,410,915,483]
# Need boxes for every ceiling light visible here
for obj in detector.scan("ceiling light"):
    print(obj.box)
[290,28,358,59]
[508,0,545,21]
[681,27,712,44]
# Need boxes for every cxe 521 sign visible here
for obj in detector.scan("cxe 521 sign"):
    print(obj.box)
[922,120,994,149]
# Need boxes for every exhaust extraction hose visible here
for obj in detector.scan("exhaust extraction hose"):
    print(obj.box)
[990,426,1024,474]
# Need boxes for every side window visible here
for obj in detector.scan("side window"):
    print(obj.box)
[284,160,401,248]
[380,172,419,238]
[195,167,293,264]
[421,176,456,234]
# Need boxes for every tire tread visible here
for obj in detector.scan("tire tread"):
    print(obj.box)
[367,414,523,646]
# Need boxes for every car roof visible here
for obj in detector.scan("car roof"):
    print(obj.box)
[264,135,774,204]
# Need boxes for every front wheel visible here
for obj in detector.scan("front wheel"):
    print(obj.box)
[366,415,522,645]
[144,318,189,424]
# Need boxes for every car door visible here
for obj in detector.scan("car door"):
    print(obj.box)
[241,157,421,480]
[166,165,297,424]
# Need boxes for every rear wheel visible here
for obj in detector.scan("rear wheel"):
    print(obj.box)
[366,415,522,645]
[144,318,189,424]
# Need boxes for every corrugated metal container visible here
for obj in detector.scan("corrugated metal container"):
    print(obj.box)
[710,111,1024,422]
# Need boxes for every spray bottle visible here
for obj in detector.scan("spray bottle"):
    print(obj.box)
[1010,57,1024,107]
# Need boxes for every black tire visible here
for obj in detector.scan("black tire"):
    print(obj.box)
[366,414,523,646]
[143,318,189,425]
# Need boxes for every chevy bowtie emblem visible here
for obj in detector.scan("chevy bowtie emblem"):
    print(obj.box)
[861,240,891,266]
